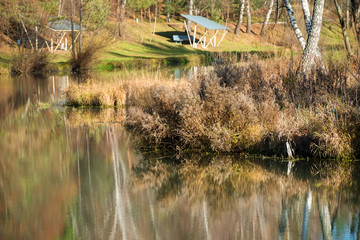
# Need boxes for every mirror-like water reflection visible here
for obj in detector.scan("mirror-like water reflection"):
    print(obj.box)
[0,72,359,240]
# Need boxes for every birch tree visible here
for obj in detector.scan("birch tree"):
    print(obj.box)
[284,0,306,49]
[260,0,274,36]
[301,0,312,34]
[301,0,325,73]
[246,0,251,34]
[234,0,245,35]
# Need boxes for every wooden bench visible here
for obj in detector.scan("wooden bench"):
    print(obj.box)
[172,35,194,44]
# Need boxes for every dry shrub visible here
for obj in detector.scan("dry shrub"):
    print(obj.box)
[65,80,126,107]
[70,40,105,73]
[125,56,360,159]
[11,48,50,75]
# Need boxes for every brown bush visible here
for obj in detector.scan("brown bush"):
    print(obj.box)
[11,48,50,75]
[125,56,360,159]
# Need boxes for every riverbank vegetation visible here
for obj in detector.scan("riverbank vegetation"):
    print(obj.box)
[65,55,360,159]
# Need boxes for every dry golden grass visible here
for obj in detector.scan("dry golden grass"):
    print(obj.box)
[65,80,126,107]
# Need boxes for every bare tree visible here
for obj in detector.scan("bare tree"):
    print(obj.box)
[334,0,353,57]
[246,0,251,33]
[260,0,274,36]
[235,0,245,35]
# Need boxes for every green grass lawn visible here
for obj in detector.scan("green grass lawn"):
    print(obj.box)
[0,15,355,72]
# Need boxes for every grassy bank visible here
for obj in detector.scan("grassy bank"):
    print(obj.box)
[65,56,360,160]
[0,12,354,73]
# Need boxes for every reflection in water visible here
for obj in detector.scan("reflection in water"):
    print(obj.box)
[1,73,360,239]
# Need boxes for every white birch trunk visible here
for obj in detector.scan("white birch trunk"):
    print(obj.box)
[301,0,325,73]
[246,0,251,34]
[235,0,245,35]
[284,0,306,50]
[260,0,274,36]
[301,0,312,34]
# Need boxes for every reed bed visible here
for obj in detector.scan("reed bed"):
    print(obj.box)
[65,80,126,107]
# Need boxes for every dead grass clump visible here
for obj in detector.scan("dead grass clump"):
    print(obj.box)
[65,80,126,107]
[11,48,50,75]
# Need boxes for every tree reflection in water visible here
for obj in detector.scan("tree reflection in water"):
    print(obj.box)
[1,99,359,239]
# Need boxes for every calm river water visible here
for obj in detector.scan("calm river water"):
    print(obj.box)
[0,70,359,240]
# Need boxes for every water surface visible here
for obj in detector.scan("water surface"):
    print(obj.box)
[0,72,359,240]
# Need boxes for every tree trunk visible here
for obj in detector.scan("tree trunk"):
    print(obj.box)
[120,0,127,37]
[58,0,62,16]
[334,0,353,57]
[260,0,274,36]
[275,0,280,22]
[187,0,194,31]
[246,0,251,34]
[301,0,312,35]
[284,0,306,49]
[115,0,127,38]
[235,0,245,35]
[350,0,360,44]
[346,0,351,29]
[79,0,83,54]
[301,0,325,73]
[70,0,76,59]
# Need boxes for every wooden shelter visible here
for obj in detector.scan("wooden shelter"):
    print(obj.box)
[46,19,84,53]
[181,15,229,49]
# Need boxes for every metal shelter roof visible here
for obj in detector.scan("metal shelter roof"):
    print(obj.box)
[181,15,230,30]
[48,20,84,31]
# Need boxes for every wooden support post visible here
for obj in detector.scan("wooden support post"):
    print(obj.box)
[206,30,219,48]
[217,30,228,47]
[193,24,197,48]
[51,38,54,53]
[35,26,38,51]
[54,33,66,52]
[195,30,208,49]
[184,20,193,47]
[20,18,34,49]
[45,41,51,51]
[69,32,81,50]
[65,37,67,51]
